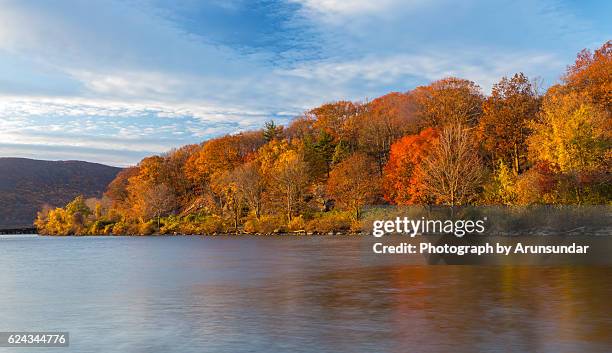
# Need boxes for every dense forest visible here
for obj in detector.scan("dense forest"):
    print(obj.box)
[36,41,611,235]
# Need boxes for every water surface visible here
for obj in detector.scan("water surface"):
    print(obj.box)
[0,235,610,352]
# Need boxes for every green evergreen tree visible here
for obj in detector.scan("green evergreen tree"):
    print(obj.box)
[314,130,336,177]
[263,120,278,142]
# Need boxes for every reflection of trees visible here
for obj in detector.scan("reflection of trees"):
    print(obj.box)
[174,238,612,351]
[388,266,611,351]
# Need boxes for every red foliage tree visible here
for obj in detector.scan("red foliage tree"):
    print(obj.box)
[383,128,438,204]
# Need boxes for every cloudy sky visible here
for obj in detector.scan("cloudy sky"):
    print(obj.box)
[0,0,609,166]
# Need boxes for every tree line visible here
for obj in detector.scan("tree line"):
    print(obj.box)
[36,41,611,235]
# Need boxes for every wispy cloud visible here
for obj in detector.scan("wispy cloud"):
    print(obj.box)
[0,0,609,165]
[290,0,409,15]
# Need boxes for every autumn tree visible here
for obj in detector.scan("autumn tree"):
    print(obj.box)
[357,92,417,173]
[256,139,291,174]
[285,115,315,141]
[410,77,484,128]
[563,40,611,112]
[131,183,177,228]
[529,90,609,173]
[235,130,267,157]
[136,156,166,181]
[272,148,309,222]
[35,207,72,235]
[327,154,381,219]
[483,160,518,205]
[309,101,361,142]
[162,144,199,203]
[420,125,484,205]
[105,166,140,214]
[184,135,244,191]
[478,73,540,174]
[514,161,561,204]
[383,128,438,204]
[35,195,92,235]
[233,161,266,219]
[65,195,92,218]
[528,90,610,203]
[210,170,243,231]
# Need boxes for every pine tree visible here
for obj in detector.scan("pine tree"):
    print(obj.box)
[263,120,278,142]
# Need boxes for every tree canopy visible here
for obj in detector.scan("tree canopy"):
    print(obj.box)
[36,41,611,235]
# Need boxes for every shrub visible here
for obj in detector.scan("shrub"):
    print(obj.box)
[244,215,286,234]
[89,220,114,235]
[111,221,132,235]
[138,220,156,235]
[287,215,306,231]
[159,215,182,234]
[305,211,352,233]
[194,215,226,234]
[350,219,363,232]
[102,223,115,235]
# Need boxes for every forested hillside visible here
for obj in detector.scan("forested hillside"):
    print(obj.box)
[0,158,120,228]
[36,41,611,235]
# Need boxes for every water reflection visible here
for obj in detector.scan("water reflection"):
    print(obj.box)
[0,236,610,352]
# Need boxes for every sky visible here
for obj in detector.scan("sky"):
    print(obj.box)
[0,0,610,166]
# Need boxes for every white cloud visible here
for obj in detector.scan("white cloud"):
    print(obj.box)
[280,50,562,97]
[290,0,406,14]
[70,70,184,98]
[0,93,299,165]
[0,0,605,165]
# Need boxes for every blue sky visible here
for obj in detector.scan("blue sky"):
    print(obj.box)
[0,0,609,166]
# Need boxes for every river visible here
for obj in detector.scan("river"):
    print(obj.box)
[0,235,610,352]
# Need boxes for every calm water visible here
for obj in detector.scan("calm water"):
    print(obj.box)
[0,235,610,353]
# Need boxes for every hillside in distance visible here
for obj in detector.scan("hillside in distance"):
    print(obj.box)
[0,158,121,228]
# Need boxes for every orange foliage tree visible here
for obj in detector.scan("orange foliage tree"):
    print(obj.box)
[184,135,246,192]
[327,153,381,219]
[358,92,417,174]
[563,40,611,111]
[383,128,438,204]
[309,101,362,142]
[478,73,540,174]
[410,77,484,128]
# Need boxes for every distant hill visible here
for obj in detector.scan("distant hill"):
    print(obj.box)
[0,158,121,228]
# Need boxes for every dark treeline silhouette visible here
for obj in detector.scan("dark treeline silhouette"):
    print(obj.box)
[0,157,120,228]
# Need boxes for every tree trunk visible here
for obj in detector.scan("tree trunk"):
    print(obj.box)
[513,143,520,176]
[234,208,239,233]
[287,186,292,222]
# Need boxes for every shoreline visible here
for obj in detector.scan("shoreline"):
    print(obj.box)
[34,231,365,237]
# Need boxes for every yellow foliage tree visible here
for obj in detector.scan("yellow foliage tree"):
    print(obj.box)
[528,91,609,174]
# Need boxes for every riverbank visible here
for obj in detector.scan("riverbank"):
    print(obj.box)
[36,230,365,236]
[36,208,364,236]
